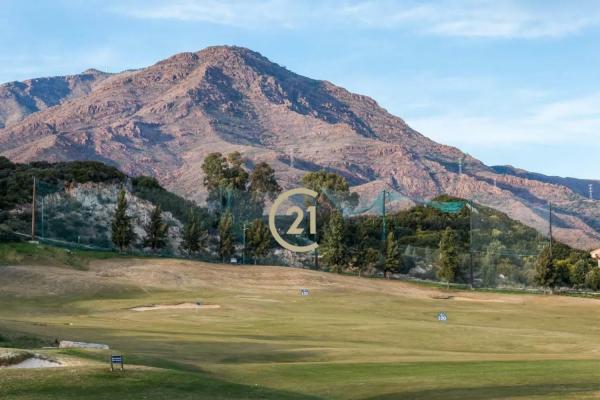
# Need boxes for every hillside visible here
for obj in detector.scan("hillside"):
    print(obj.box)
[0,158,203,253]
[0,46,598,249]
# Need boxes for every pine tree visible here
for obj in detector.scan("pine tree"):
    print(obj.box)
[111,188,135,253]
[383,231,402,278]
[143,205,168,252]
[218,211,235,262]
[321,210,346,273]
[437,227,459,288]
[535,245,560,292]
[180,210,205,257]
[246,219,271,264]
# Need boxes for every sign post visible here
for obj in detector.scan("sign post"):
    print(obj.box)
[110,355,124,371]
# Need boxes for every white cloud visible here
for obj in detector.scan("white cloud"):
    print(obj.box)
[110,0,310,28]
[111,0,600,38]
[408,91,600,147]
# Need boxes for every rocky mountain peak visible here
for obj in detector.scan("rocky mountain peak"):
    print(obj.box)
[0,46,599,250]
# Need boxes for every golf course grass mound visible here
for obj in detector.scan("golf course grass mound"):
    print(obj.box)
[1,254,600,399]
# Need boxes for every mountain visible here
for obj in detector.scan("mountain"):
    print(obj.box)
[0,45,598,250]
[0,69,111,128]
[491,165,600,199]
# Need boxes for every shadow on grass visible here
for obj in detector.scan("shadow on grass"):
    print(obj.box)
[364,383,600,400]
[0,367,324,400]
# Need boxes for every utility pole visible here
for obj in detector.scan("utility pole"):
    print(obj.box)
[41,197,44,238]
[31,177,36,242]
[314,196,319,270]
[380,189,388,270]
[469,199,474,289]
[382,189,387,243]
[548,201,553,255]
[242,222,247,265]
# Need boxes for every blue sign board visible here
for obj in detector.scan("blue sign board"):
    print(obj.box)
[110,355,124,371]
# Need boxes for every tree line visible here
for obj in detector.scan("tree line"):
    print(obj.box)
[111,154,600,291]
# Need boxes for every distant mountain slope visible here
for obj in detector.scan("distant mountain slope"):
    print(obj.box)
[0,69,111,128]
[0,45,598,249]
[492,165,600,199]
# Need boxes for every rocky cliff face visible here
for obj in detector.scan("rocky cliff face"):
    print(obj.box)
[0,45,598,249]
[40,182,182,252]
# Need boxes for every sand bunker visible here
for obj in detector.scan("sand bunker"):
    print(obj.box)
[429,294,523,304]
[130,303,221,312]
[8,357,61,369]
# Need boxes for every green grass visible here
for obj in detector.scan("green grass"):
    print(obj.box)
[0,366,320,400]
[1,256,600,399]
[0,242,122,269]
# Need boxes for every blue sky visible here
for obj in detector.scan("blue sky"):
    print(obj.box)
[1,0,599,179]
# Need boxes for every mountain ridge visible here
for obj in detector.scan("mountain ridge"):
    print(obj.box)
[0,45,598,250]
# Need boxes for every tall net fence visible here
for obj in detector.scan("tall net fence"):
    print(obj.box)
[469,195,550,288]
[2,177,566,289]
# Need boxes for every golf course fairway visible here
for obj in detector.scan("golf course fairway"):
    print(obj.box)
[1,256,600,399]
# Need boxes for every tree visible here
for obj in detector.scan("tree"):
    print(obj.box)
[383,231,402,278]
[302,171,359,244]
[302,170,359,210]
[534,245,561,292]
[180,209,206,257]
[201,152,249,207]
[143,205,168,251]
[481,239,504,288]
[585,268,600,291]
[363,248,380,277]
[249,162,281,202]
[201,152,228,194]
[218,211,235,262]
[246,219,272,264]
[111,188,135,253]
[570,259,592,288]
[321,210,346,272]
[437,227,459,288]
[225,151,249,191]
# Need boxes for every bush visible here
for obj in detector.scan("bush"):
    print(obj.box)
[585,268,600,291]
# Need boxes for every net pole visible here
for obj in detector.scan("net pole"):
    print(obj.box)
[469,199,474,289]
[41,197,44,238]
[314,196,319,270]
[380,190,387,273]
[31,177,36,241]
[548,201,553,255]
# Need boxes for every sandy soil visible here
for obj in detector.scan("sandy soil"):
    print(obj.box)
[7,357,62,369]
[130,303,221,312]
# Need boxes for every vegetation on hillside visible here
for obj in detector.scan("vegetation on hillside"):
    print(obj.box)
[0,156,597,291]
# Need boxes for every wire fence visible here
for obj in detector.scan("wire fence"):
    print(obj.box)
[2,178,583,290]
